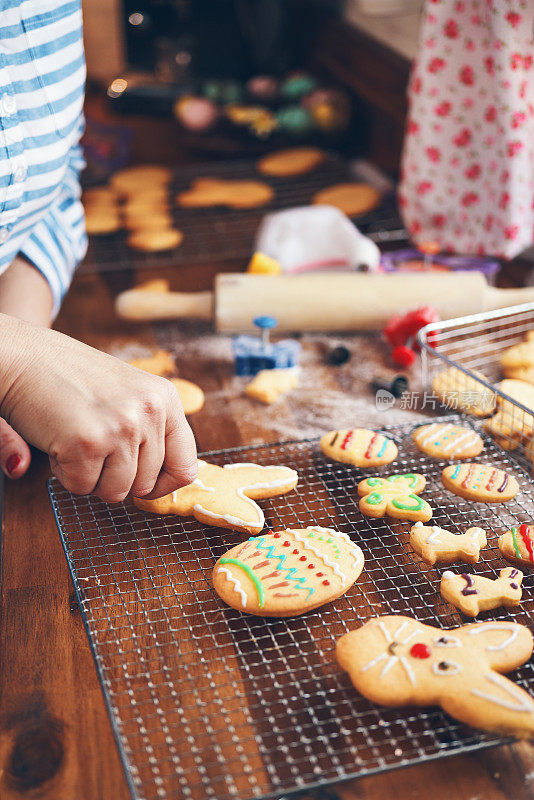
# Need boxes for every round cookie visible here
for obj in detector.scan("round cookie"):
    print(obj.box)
[111,165,171,195]
[432,366,496,417]
[257,147,325,177]
[127,228,183,251]
[213,526,364,617]
[413,423,484,460]
[85,208,121,234]
[169,377,205,415]
[312,182,380,217]
[320,428,397,467]
[442,463,518,503]
[499,524,534,569]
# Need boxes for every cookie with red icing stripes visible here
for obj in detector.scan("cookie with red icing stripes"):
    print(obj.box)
[320,428,397,467]
[499,524,534,569]
[213,526,364,616]
[442,463,518,503]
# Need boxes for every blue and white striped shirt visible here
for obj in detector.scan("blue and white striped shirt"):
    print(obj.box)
[0,0,86,315]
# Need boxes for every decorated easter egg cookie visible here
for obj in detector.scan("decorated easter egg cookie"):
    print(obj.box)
[499,524,534,568]
[213,526,364,616]
[320,429,397,467]
[413,423,483,460]
[442,463,518,503]
[358,473,432,522]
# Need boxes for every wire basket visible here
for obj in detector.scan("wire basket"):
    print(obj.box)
[81,157,406,274]
[48,418,534,800]
[418,303,534,475]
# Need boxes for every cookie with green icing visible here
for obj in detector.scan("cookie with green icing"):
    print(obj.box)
[357,473,432,522]
[213,526,364,616]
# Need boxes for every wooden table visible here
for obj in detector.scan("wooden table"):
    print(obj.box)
[2,256,534,800]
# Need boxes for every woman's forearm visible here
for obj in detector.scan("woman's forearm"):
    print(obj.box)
[0,256,54,327]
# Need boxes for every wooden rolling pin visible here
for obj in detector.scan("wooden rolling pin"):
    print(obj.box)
[115,272,534,333]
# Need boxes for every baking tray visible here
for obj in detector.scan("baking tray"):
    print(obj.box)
[418,303,534,473]
[48,416,534,800]
[80,156,406,274]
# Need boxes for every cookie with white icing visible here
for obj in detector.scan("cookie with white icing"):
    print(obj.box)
[134,460,298,534]
[442,463,519,503]
[440,568,523,618]
[413,423,483,460]
[337,615,534,738]
[358,473,432,522]
[410,522,487,565]
[213,526,364,616]
[499,524,534,569]
[320,429,398,467]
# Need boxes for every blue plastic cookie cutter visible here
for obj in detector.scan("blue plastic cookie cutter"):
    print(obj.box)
[233,316,301,376]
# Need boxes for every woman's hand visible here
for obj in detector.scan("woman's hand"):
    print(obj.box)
[0,315,198,502]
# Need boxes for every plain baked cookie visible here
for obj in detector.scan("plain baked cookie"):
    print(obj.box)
[127,228,183,251]
[484,379,534,448]
[213,526,364,616]
[442,463,519,503]
[498,524,534,569]
[111,165,171,194]
[320,428,397,467]
[432,366,496,417]
[129,350,175,376]
[410,522,487,565]
[245,367,299,404]
[440,568,523,618]
[336,615,534,738]
[134,459,298,534]
[312,182,380,217]
[257,147,325,177]
[412,422,483,460]
[358,473,432,522]
[176,178,274,209]
[169,377,205,415]
[85,207,121,234]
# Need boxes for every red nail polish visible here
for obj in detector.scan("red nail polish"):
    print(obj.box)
[6,453,21,475]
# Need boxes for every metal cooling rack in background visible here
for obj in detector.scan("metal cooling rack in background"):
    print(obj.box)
[48,417,534,800]
[419,303,534,474]
[80,156,406,273]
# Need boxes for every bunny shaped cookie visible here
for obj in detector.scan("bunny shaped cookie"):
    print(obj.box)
[337,615,534,738]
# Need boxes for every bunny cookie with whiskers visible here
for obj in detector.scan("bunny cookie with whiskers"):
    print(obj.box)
[337,615,534,738]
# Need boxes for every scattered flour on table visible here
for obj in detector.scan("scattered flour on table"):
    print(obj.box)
[108,320,430,442]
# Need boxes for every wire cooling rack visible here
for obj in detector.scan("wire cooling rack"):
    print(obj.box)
[80,156,405,274]
[48,416,534,800]
[418,304,534,473]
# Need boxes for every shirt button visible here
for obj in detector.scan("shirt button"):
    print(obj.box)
[1,94,17,115]
[0,228,10,243]
[13,163,26,183]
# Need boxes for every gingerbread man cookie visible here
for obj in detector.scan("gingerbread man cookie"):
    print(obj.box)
[320,429,398,468]
[442,463,519,503]
[410,522,487,566]
[358,474,432,522]
[412,423,484,460]
[134,460,298,534]
[213,526,364,617]
[337,615,534,738]
[499,524,534,569]
[440,568,523,618]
